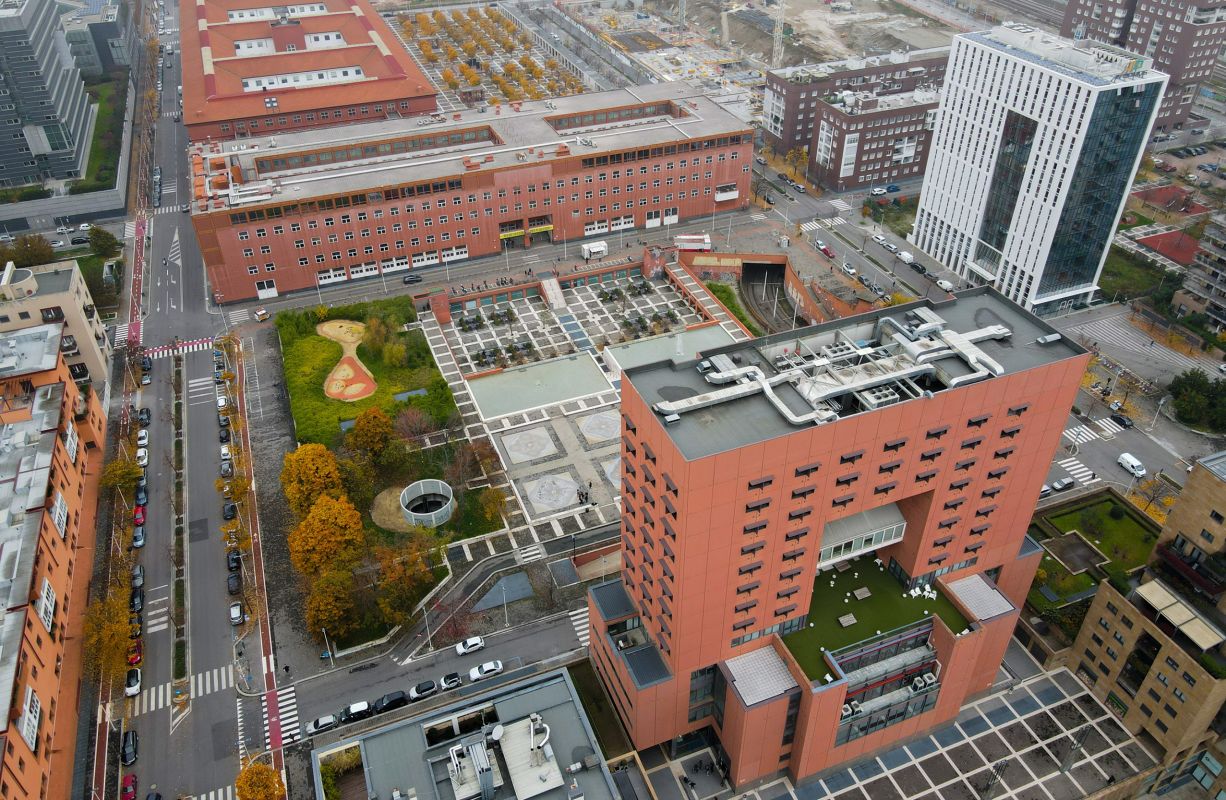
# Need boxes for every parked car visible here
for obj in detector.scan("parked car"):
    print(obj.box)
[136,429,149,447]
[128,640,143,666]
[440,673,463,691]
[374,691,409,714]
[227,573,242,595]
[222,502,238,520]
[220,461,234,478]
[133,506,146,526]
[409,680,438,701]
[219,428,231,444]
[229,601,244,626]
[882,243,899,253]
[131,564,144,589]
[815,240,834,258]
[935,279,955,292]
[840,263,857,277]
[220,444,232,461]
[216,395,228,411]
[121,731,138,766]
[141,355,153,372]
[125,668,142,697]
[754,155,767,164]
[306,715,338,736]
[795,184,807,193]
[870,187,887,196]
[872,234,887,245]
[137,407,152,427]
[135,486,147,506]
[130,587,144,613]
[1109,413,1134,429]
[338,701,373,725]
[121,774,137,800]
[253,307,270,321]
[885,184,900,193]
[218,412,230,427]
[403,274,423,284]
[1051,477,1076,492]
[910,262,928,275]
[135,448,149,467]
[455,636,485,655]
[468,661,504,682]
[1038,484,1052,499]
[227,549,241,572]
[132,526,146,549]
[857,274,870,287]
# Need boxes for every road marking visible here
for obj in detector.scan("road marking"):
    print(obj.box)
[145,603,171,634]
[1066,314,1210,373]
[189,664,235,698]
[130,681,172,716]
[1096,417,1125,435]
[147,337,214,359]
[829,199,853,211]
[826,216,847,227]
[750,213,767,221]
[799,220,822,233]
[518,544,543,564]
[1057,457,1101,486]
[568,608,590,647]
[229,309,250,324]
[262,685,301,748]
[191,785,235,800]
[1062,425,1099,445]
[123,221,137,239]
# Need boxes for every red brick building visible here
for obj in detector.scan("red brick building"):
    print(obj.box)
[590,289,1088,786]
[178,0,437,142]
[187,83,753,303]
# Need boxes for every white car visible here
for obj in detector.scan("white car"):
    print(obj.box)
[935,279,955,292]
[51,240,66,248]
[305,714,338,735]
[455,636,485,656]
[125,668,141,697]
[468,660,503,682]
[840,263,857,277]
[136,430,149,447]
[135,448,149,467]
[216,395,228,411]
[220,444,232,461]
[229,602,244,626]
[0,234,12,243]
[872,234,887,245]
[55,225,70,235]
[870,187,887,196]
[78,223,92,231]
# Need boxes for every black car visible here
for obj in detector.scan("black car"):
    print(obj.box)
[218,412,230,427]
[219,428,231,444]
[141,355,153,372]
[1110,413,1135,429]
[227,549,241,572]
[121,731,138,766]
[71,236,90,245]
[130,587,144,613]
[222,502,238,520]
[374,690,409,714]
[227,572,242,595]
[403,274,423,284]
[137,407,152,427]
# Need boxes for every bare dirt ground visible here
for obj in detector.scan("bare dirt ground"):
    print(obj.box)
[676,0,957,66]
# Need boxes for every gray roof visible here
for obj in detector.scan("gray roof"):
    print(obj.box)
[964,24,1165,88]
[946,574,1013,622]
[822,504,904,551]
[0,323,63,379]
[1200,451,1226,482]
[625,288,1085,460]
[316,670,617,800]
[724,647,799,706]
[197,81,751,210]
[591,580,637,621]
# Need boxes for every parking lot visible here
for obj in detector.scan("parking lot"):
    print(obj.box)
[1153,141,1226,189]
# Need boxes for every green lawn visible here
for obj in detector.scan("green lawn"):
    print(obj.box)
[705,281,762,336]
[1027,559,1097,612]
[73,76,126,194]
[568,661,632,757]
[1117,210,1155,230]
[782,558,968,679]
[1098,246,1167,303]
[1046,499,1155,574]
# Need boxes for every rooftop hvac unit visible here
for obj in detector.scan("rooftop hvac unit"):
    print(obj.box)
[841,704,853,719]
[912,677,926,693]
[858,384,901,409]
[923,673,937,687]
[849,700,862,714]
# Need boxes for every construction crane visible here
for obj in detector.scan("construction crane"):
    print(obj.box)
[771,0,784,67]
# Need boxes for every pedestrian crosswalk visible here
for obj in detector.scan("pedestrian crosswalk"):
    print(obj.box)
[1057,457,1101,486]
[228,308,250,324]
[123,221,137,240]
[188,375,218,405]
[147,337,215,359]
[830,198,853,212]
[518,544,543,564]
[568,607,590,647]
[145,598,171,635]
[191,785,235,800]
[113,323,129,344]
[129,681,175,716]
[152,204,181,215]
[262,684,302,748]
[1062,425,1099,445]
[1096,417,1126,435]
[1067,314,1212,373]
[799,220,822,233]
[749,213,768,221]
[190,664,235,698]
[827,216,847,227]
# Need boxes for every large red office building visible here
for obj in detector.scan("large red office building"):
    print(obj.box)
[590,289,1088,786]
[186,83,753,302]
[178,0,437,142]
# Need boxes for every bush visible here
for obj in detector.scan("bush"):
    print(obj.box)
[705,282,763,337]
[1109,504,1126,520]
[1168,368,1226,432]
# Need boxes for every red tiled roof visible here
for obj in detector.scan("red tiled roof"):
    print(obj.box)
[1136,229,1202,266]
[179,0,435,127]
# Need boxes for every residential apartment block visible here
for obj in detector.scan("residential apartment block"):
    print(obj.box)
[0,323,107,799]
[0,259,112,401]
[762,48,949,157]
[589,288,1088,786]
[178,0,437,142]
[0,0,93,186]
[1062,0,1226,132]
[910,24,1166,314]
[188,83,752,303]
[808,88,940,193]
[1173,213,1226,333]
[1071,453,1226,795]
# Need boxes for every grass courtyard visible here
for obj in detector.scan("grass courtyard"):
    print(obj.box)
[1047,498,1155,575]
[275,297,455,445]
[782,557,968,679]
[1097,246,1167,303]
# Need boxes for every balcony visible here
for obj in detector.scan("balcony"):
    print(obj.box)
[67,362,89,383]
[1156,542,1226,600]
[59,335,79,356]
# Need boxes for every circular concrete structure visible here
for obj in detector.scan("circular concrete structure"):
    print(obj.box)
[399,479,455,528]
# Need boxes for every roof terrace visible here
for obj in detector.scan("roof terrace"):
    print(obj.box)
[782,556,968,680]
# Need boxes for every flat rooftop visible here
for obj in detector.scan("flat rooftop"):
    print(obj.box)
[781,556,969,680]
[965,23,1162,87]
[192,82,751,211]
[311,670,617,800]
[0,380,65,726]
[769,47,950,82]
[1200,451,1226,482]
[831,88,941,115]
[179,0,435,127]
[0,323,64,379]
[625,288,1085,460]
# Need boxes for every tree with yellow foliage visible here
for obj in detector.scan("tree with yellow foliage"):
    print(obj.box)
[306,569,360,640]
[288,494,365,578]
[280,443,343,520]
[236,762,285,800]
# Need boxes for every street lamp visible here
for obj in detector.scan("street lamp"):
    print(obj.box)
[1148,395,1170,431]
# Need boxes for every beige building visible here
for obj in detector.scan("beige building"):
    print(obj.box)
[0,259,111,405]
[1070,452,1226,794]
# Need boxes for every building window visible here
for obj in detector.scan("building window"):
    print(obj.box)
[926,426,949,439]
[840,450,864,465]
[795,462,821,477]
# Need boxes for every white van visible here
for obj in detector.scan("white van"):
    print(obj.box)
[935,279,954,292]
[581,240,608,260]
[1117,452,1146,478]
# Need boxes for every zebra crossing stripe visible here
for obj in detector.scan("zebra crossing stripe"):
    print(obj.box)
[1057,458,1100,485]
[830,199,853,211]
[799,220,822,233]
[229,309,250,324]
[568,608,590,647]
[519,544,543,564]
[189,665,234,698]
[278,686,301,743]
[192,786,234,800]
[750,213,767,221]
[1061,425,1099,445]
[1096,418,1125,435]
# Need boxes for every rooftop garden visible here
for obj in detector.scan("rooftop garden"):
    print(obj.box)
[782,556,968,680]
